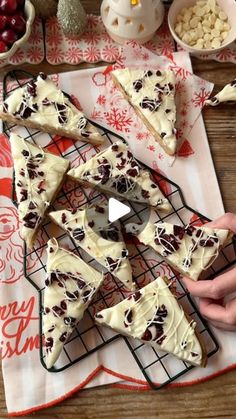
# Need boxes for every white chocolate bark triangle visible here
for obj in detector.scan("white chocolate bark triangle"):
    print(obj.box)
[10,133,70,248]
[126,221,229,281]
[49,203,135,290]
[68,140,171,212]
[95,277,206,367]
[43,238,104,369]
[111,68,177,155]
[0,73,104,145]
[206,79,236,106]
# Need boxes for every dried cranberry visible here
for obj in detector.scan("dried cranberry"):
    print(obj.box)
[200,238,214,247]
[60,300,67,310]
[77,279,85,289]
[111,144,119,152]
[19,169,25,177]
[88,220,94,228]
[38,171,44,177]
[18,102,38,119]
[141,189,150,199]
[59,332,68,343]
[61,213,67,224]
[107,226,119,242]
[133,291,141,302]
[98,160,110,185]
[27,80,37,97]
[83,289,91,302]
[28,201,36,210]
[141,329,152,341]
[20,189,28,202]
[44,307,50,314]
[42,98,51,106]
[56,103,68,124]
[173,225,185,239]
[140,97,161,112]
[126,168,138,177]
[106,257,119,272]
[52,305,65,317]
[48,325,55,333]
[95,205,105,214]
[72,228,85,241]
[185,225,196,236]
[95,313,103,319]
[65,290,79,301]
[45,337,53,350]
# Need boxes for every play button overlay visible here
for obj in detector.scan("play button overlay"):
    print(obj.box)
[108,198,131,223]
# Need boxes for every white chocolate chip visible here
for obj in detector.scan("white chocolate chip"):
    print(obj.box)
[174,0,230,50]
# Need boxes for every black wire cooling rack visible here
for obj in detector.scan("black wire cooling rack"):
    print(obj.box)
[3,70,236,390]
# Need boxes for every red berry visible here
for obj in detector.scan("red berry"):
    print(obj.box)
[0,15,7,31]
[0,29,18,45]
[0,0,17,14]
[0,40,8,52]
[9,14,25,33]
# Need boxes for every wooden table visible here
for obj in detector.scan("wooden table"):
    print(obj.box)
[1,1,236,417]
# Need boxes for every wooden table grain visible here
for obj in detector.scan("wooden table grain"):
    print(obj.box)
[1,1,236,417]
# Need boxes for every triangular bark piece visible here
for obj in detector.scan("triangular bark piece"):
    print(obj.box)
[95,277,207,367]
[0,73,104,145]
[43,238,104,368]
[111,68,177,155]
[10,133,70,248]
[68,140,171,212]
[126,221,229,280]
[49,203,136,290]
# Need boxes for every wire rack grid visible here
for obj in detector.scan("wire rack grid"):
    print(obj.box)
[3,70,236,390]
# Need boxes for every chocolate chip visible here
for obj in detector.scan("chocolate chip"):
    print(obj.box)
[165,109,171,113]
[121,249,129,258]
[230,80,236,88]
[106,257,119,272]
[60,300,67,310]
[144,70,153,77]
[56,103,68,124]
[83,289,91,302]
[49,247,54,253]
[95,205,105,214]
[28,201,37,210]
[95,313,103,319]
[88,220,95,228]
[44,307,50,314]
[64,316,76,326]
[48,325,55,333]
[65,290,79,301]
[20,189,28,202]
[22,149,29,157]
[38,171,44,177]
[140,97,161,112]
[52,305,65,317]
[126,168,138,177]
[133,79,143,93]
[116,152,123,158]
[39,72,47,80]
[200,238,214,247]
[151,183,157,188]
[73,228,85,241]
[112,144,119,152]
[61,213,67,224]
[160,132,166,138]
[156,70,162,76]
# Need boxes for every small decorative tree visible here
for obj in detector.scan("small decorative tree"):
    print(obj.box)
[57,0,87,37]
[101,0,165,44]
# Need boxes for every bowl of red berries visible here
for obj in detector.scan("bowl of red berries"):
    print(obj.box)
[0,0,35,59]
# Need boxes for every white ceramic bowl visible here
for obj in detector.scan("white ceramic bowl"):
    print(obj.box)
[0,0,35,60]
[168,0,236,56]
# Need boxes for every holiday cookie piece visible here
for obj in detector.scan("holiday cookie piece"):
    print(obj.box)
[49,203,135,290]
[126,221,229,281]
[0,73,104,145]
[111,68,177,155]
[43,238,103,369]
[95,277,207,367]
[67,141,171,213]
[206,79,236,106]
[10,133,69,248]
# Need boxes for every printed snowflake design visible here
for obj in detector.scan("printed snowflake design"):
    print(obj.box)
[104,108,133,132]
[26,46,44,63]
[160,40,175,58]
[90,108,103,122]
[65,47,83,64]
[192,88,211,108]
[47,47,65,64]
[83,46,101,62]
[147,145,155,152]
[96,95,106,106]
[170,64,191,81]
[142,52,150,61]
[136,132,145,141]
[101,45,120,61]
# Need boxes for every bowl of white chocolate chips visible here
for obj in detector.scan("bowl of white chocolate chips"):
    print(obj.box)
[168,0,236,55]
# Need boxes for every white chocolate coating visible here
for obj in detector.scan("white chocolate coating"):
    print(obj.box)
[112,68,177,155]
[43,238,103,369]
[1,73,102,143]
[95,277,205,367]
[49,204,135,290]
[68,140,171,212]
[206,80,236,105]
[10,133,69,248]
[126,221,229,280]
